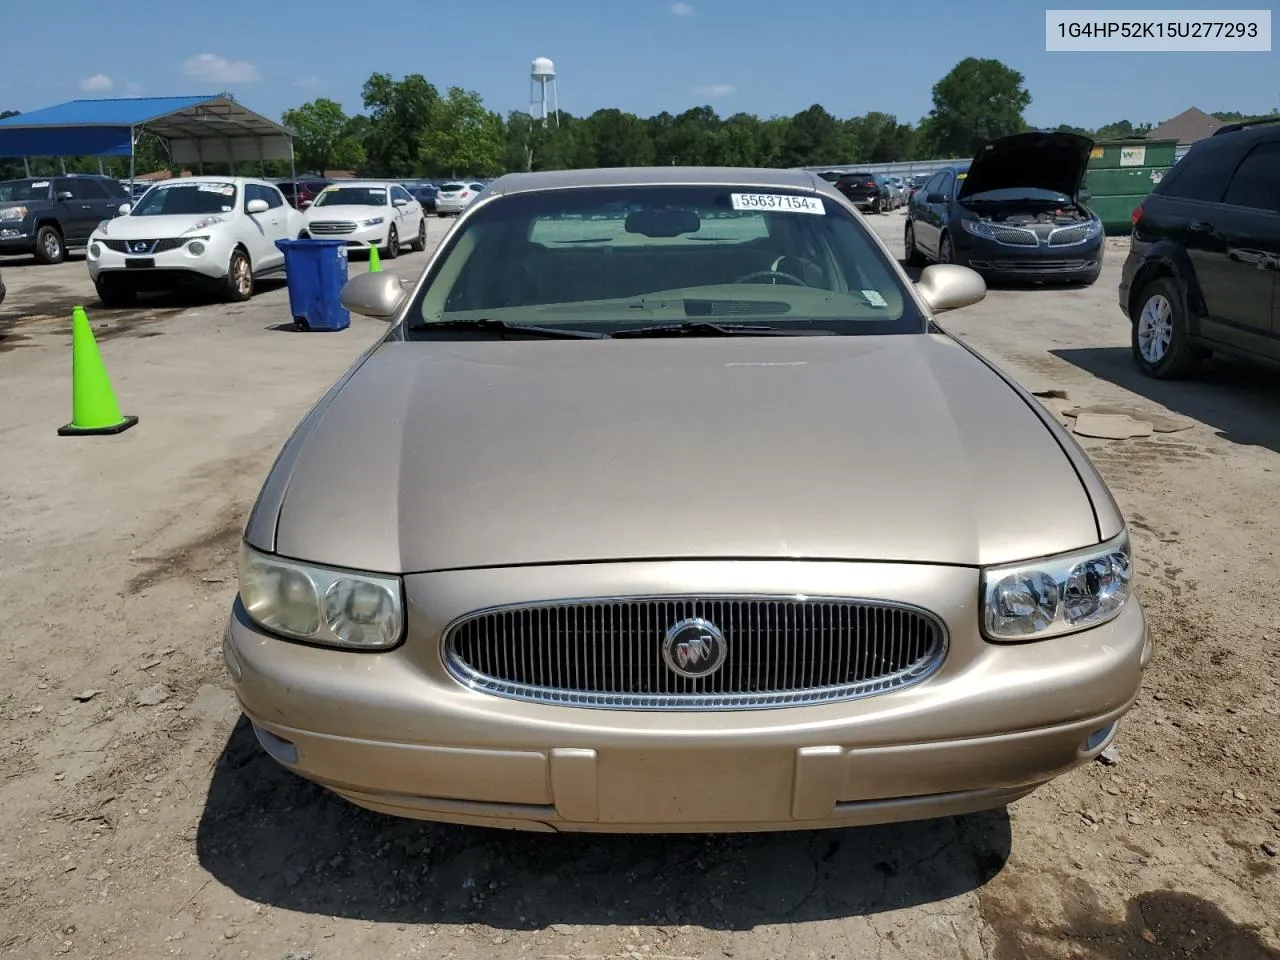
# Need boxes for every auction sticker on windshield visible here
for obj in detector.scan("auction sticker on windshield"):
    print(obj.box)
[730,193,825,214]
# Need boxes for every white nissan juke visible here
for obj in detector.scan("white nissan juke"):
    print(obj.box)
[87,176,304,306]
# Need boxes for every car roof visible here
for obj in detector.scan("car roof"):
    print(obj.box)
[484,166,822,198]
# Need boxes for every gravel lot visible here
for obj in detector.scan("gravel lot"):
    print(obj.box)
[1,209,1278,960]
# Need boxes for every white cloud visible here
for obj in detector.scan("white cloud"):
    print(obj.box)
[293,75,322,90]
[79,74,114,93]
[671,1,694,15]
[693,83,736,98]
[182,53,261,84]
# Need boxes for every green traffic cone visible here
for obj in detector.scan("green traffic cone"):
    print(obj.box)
[57,305,138,437]
[368,245,382,272]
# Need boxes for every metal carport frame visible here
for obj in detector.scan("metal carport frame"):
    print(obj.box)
[0,96,296,186]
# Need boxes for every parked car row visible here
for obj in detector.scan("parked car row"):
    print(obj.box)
[83,176,430,305]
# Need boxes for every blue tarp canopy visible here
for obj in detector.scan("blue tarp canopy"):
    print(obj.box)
[0,96,293,164]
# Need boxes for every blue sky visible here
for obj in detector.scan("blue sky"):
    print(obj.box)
[3,0,1276,129]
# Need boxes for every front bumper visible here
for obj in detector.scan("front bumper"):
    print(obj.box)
[304,221,387,249]
[87,235,233,282]
[0,227,35,255]
[224,559,1151,833]
[957,232,1103,281]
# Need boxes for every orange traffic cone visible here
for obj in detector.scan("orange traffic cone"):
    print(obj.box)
[57,305,138,436]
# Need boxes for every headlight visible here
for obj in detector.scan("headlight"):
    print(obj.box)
[960,219,994,238]
[0,205,27,221]
[97,219,111,234]
[360,216,385,227]
[1083,218,1103,237]
[186,216,225,233]
[981,531,1131,641]
[238,543,404,650]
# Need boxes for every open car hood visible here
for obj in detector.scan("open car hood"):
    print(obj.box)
[957,131,1094,202]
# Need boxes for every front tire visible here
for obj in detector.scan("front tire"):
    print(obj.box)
[1132,277,1197,379]
[384,225,400,259]
[938,232,954,264]
[904,221,926,267]
[94,276,135,308]
[224,248,253,302]
[413,218,426,251]
[34,225,66,265]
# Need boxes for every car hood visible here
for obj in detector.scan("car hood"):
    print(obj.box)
[269,334,1098,573]
[305,205,387,220]
[957,131,1094,202]
[98,214,230,239]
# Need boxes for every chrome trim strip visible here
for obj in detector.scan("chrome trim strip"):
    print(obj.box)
[441,593,949,712]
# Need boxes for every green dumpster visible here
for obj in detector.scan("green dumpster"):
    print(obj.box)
[1083,138,1178,235]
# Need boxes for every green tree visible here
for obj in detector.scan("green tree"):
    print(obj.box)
[421,87,505,177]
[282,98,365,175]
[578,109,654,167]
[360,72,439,176]
[921,57,1032,157]
[781,104,841,166]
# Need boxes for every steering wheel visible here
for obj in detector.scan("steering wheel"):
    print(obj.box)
[734,268,809,287]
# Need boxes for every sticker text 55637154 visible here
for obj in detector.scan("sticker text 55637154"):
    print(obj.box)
[730,193,826,214]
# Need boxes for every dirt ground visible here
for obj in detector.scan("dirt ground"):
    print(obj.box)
[1,209,1277,960]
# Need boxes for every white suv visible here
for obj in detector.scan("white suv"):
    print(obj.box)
[87,176,303,306]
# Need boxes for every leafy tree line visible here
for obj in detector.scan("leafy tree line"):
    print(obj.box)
[2,57,1276,182]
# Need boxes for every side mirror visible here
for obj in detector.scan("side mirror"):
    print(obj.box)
[393,198,408,207]
[117,203,132,215]
[246,198,270,214]
[56,190,75,201]
[300,200,313,209]
[926,192,947,204]
[915,264,986,313]
[340,271,406,319]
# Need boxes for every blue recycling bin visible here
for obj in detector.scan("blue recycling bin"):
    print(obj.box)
[275,238,351,331]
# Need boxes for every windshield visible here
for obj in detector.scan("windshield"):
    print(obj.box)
[313,186,387,207]
[0,180,52,203]
[963,186,1074,204]
[130,182,237,216]
[406,184,923,338]
[439,182,466,192]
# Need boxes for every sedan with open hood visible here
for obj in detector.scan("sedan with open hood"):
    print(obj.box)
[905,132,1104,284]
[224,166,1150,833]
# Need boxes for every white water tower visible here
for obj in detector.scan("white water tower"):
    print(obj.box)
[530,57,559,127]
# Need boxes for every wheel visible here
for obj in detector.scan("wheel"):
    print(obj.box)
[34,224,65,265]
[938,232,954,264]
[94,276,135,308]
[297,230,310,240]
[437,212,448,218]
[872,197,883,215]
[1131,277,1198,379]
[904,221,926,267]
[384,225,400,259]
[223,248,253,302]
[414,218,426,251]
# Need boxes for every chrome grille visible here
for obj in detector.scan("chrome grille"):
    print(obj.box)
[308,220,357,235]
[989,258,1094,272]
[1048,224,1093,245]
[985,224,1039,246]
[444,596,947,711]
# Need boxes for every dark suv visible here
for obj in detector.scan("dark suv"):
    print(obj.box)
[0,175,131,264]
[1120,118,1280,378]
[834,172,889,214]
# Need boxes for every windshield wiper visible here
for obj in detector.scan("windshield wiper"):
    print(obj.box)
[612,321,804,338]
[409,318,609,339]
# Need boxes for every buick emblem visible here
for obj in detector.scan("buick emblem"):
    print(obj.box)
[662,617,728,680]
